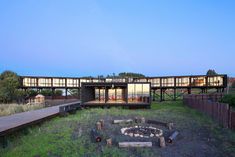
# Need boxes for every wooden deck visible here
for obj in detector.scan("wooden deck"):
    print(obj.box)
[0,101,80,136]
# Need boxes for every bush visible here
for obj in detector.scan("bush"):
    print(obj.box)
[220,94,235,107]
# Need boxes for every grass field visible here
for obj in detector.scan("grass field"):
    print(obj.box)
[0,103,44,117]
[1,101,235,157]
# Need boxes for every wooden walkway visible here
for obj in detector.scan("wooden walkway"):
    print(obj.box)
[0,101,80,136]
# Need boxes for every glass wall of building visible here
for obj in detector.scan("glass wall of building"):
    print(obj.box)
[67,79,79,87]
[161,78,174,87]
[53,78,66,87]
[191,77,206,86]
[105,78,126,82]
[23,78,37,87]
[95,88,105,102]
[134,78,148,83]
[80,79,91,87]
[38,78,52,87]
[149,78,160,87]
[208,76,223,86]
[128,83,150,103]
[176,77,190,87]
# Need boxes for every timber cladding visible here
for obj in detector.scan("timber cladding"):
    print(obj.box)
[183,94,235,130]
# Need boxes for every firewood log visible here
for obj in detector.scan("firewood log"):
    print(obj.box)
[91,129,102,142]
[168,131,179,143]
[119,142,152,148]
[113,119,133,124]
[106,138,112,146]
[159,136,166,148]
[96,121,102,130]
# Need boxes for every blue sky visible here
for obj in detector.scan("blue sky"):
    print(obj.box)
[0,0,234,77]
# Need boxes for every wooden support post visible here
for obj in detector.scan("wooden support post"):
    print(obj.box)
[160,88,163,102]
[77,88,80,98]
[52,88,55,100]
[65,88,68,99]
[188,88,191,94]
[153,90,156,101]
[105,87,108,103]
[174,88,176,101]
[167,123,174,130]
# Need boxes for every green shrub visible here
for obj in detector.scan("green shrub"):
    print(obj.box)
[220,94,235,107]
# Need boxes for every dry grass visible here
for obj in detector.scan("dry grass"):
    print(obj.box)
[0,103,44,116]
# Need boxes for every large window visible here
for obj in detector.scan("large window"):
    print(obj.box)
[53,78,65,87]
[23,78,37,87]
[191,77,206,86]
[67,79,79,87]
[176,77,189,87]
[128,83,150,103]
[149,78,160,87]
[161,78,174,87]
[80,79,91,86]
[105,78,126,82]
[38,78,51,87]
[133,78,148,83]
[95,88,105,102]
[208,76,223,86]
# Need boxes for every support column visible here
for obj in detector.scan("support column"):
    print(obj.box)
[77,88,80,99]
[105,87,108,103]
[160,88,163,102]
[188,88,191,94]
[52,88,55,100]
[174,88,176,101]
[153,90,156,101]
[65,88,68,99]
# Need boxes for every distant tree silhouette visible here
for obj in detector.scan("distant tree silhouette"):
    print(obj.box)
[118,72,145,78]
[206,69,218,75]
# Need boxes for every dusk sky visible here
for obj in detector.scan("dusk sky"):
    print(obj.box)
[0,0,234,77]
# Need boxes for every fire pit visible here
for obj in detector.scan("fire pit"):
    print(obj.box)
[121,126,163,138]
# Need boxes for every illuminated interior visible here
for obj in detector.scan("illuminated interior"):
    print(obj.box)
[38,78,51,87]
[105,78,126,82]
[191,77,206,86]
[80,79,91,87]
[150,78,160,87]
[128,83,150,103]
[53,78,66,87]
[67,79,79,87]
[176,77,189,86]
[95,88,105,102]
[161,78,174,87]
[208,76,223,86]
[23,78,37,87]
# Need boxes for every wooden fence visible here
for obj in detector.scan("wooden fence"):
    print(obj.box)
[183,94,235,130]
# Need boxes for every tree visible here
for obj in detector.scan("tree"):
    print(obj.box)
[40,89,53,96]
[55,90,63,96]
[0,70,20,103]
[118,72,145,78]
[206,69,218,76]
[232,81,235,88]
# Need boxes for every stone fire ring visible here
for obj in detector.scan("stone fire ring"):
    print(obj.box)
[121,126,163,138]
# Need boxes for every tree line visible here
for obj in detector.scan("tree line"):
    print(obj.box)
[0,71,63,103]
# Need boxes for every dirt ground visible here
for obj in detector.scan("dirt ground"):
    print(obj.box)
[73,114,227,157]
